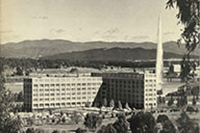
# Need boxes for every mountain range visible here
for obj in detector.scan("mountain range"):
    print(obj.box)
[0,39,199,60]
[42,47,183,61]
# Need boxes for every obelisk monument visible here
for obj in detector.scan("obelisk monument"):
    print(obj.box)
[156,16,163,92]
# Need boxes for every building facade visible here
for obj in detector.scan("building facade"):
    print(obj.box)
[92,71,157,109]
[24,74,102,111]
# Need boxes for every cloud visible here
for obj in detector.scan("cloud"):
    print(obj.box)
[163,31,174,35]
[50,29,65,34]
[32,16,48,20]
[0,30,13,34]
[130,35,149,40]
[105,28,119,34]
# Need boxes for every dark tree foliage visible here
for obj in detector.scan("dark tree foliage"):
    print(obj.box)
[84,113,102,130]
[112,114,129,133]
[157,115,176,133]
[157,115,169,124]
[128,111,156,133]
[160,120,176,133]
[192,96,197,105]
[186,106,196,112]
[97,124,117,133]
[167,96,174,107]
[75,128,87,133]
[176,111,199,133]
[0,69,23,133]
[97,114,129,133]
[166,0,200,82]
[15,66,23,76]
[26,128,35,133]
[52,130,60,133]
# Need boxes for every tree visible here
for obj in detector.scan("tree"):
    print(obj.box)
[157,115,169,124]
[0,72,23,133]
[84,113,102,130]
[26,128,35,133]
[192,96,197,106]
[97,114,129,133]
[128,111,156,133]
[52,130,60,133]
[75,128,87,133]
[166,0,200,82]
[157,115,176,133]
[161,120,176,133]
[176,111,199,133]
[186,106,196,113]
[167,96,174,107]
[112,114,129,133]
[97,124,117,133]
[71,111,83,124]
[16,67,23,76]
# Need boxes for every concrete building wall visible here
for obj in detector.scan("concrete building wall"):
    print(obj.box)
[24,76,102,111]
[93,71,157,109]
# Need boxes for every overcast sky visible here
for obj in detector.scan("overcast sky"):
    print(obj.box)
[0,0,183,44]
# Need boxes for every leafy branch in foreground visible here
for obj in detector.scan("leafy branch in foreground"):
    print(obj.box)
[0,69,23,133]
[166,0,200,82]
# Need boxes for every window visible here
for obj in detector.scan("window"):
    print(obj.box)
[51,84,55,87]
[34,84,38,87]
[33,98,38,101]
[45,84,49,87]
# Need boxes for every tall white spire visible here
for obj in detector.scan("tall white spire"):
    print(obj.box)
[156,16,163,91]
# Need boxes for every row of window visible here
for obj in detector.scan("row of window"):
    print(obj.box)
[108,80,144,84]
[145,98,157,101]
[145,93,157,96]
[33,77,100,82]
[33,96,95,101]
[145,103,156,106]
[33,83,101,87]
[33,91,97,96]
[32,87,97,92]
[33,101,90,107]
[103,73,144,78]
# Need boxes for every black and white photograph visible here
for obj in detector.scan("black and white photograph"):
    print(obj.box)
[0,0,200,132]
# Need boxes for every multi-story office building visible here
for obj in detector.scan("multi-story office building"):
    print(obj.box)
[24,73,102,111]
[92,71,157,109]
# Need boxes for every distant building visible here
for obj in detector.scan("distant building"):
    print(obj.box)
[92,71,157,109]
[23,73,102,112]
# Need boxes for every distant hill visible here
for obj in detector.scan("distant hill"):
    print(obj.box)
[1,39,199,58]
[42,47,183,61]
